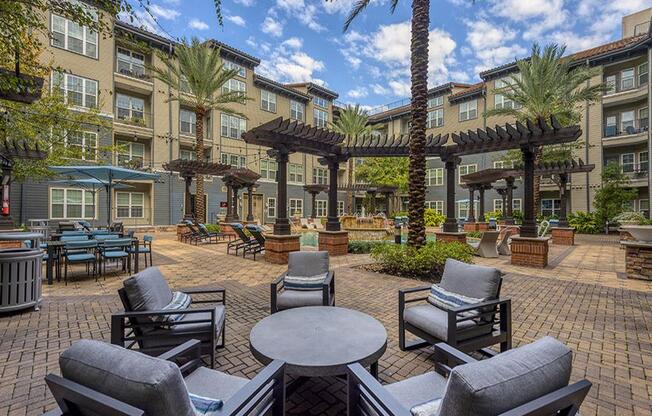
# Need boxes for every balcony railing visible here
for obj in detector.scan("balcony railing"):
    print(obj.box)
[115,65,151,81]
[622,163,649,175]
[368,98,411,116]
[117,156,152,170]
[603,78,647,95]
[114,106,153,128]
[603,118,648,138]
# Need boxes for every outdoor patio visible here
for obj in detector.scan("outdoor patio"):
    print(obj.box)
[0,233,650,415]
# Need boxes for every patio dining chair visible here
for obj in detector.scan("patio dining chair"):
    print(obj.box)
[399,258,511,354]
[468,230,500,258]
[227,223,256,255]
[128,234,154,267]
[63,240,98,284]
[243,224,265,260]
[347,336,591,416]
[271,251,334,313]
[99,238,132,275]
[58,222,77,232]
[44,339,285,416]
[111,267,226,367]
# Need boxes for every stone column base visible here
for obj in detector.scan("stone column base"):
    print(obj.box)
[435,232,467,244]
[176,224,190,241]
[551,227,575,245]
[463,222,479,232]
[265,234,301,264]
[511,237,550,268]
[318,230,349,256]
[623,241,652,280]
[219,222,238,239]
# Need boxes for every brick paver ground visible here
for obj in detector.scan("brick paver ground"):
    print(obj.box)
[1,233,651,415]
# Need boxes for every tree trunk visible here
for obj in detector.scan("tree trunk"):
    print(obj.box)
[533,146,542,218]
[347,158,354,213]
[407,0,429,248]
[195,108,206,223]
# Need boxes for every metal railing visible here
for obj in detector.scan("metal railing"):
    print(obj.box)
[603,118,649,137]
[114,106,153,128]
[603,78,648,95]
[367,98,411,116]
[115,65,151,81]
[622,163,649,176]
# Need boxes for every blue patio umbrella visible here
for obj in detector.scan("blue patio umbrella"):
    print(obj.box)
[49,166,159,225]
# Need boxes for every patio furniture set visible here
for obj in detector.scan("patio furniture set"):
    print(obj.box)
[180,220,232,245]
[226,223,266,260]
[42,252,592,415]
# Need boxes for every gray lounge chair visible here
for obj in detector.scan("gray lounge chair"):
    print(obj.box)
[111,267,226,368]
[399,259,511,353]
[270,251,335,314]
[44,339,285,416]
[347,337,591,416]
[468,230,500,258]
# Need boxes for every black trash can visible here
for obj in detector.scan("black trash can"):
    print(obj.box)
[0,248,43,313]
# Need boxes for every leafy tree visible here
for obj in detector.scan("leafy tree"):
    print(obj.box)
[150,38,249,221]
[330,104,372,213]
[593,162,637,227]
[355,157,409,192]
[343,0,430,248]
[486,43,606,211]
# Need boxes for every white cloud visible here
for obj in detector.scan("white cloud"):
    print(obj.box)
[466,20,517,51]
[347,87,368,99]
[188,18,209,30]
[388,80,410,96]
[489,0,568,40]
[464,19,526,74]
[234,0,255,6]
[371,83,390,95]
[259,45,326,83]
[150,4,180,20]
[282,37,303,49]
[261,16,283,37]
[322,0,357,15]
[225,15,246,27]
[162,0,181,4]
[276,0,326,32]
[117,11,171,38]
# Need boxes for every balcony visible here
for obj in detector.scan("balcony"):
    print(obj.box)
[602,119,648,147]
[113,107,153,139]
[602,79,648,107]
[116,156,152,170]
[114,65,153,95]
[622,164,649,186]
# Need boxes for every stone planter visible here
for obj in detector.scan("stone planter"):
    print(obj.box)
[620,225,652,243]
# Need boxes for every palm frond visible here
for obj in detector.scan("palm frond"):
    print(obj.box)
[343,0,372,32]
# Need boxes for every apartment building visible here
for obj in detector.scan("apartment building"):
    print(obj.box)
[365,8,652,220]
[11,11,346,227]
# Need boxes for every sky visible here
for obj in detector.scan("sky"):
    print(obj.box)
[122,0,652,110]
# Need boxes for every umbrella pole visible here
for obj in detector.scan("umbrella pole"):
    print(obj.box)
[107,172,112,227]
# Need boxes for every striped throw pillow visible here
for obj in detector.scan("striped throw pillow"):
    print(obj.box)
[190,393,223,415]
[427,284,482,311]
[284,273,328,291]
[410,398,441,416]
[153,291,192,323]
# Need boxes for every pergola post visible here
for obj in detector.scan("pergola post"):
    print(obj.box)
[246,185,254,222]
[184,175,194,221]
[558,173,569,227]
[317,156,348,256]
[467,187,476,223]
[325,159,341,232]
[273,149,291,235]
[383,191,393,215]
[231,185,241,221]
[310,191,318,220]
[367,188,377,215]
[224,183,234,222]
[442,156,460,233]
[478,186,486,222]
[520,147,537,238]
[505,178,515,225]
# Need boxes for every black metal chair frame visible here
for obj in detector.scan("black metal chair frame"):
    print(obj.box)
[270,271,335,314]
[198,223,230,244]
[346,343,592,416]
[128,237,153,268]
[180,222,203,245]
[227,226,257,255]
[99,239,133,276]
[44,340,286,416]
[242,228,265,260]
[111,287,226,368]
[62,242,99,285]
[398,279,512,354]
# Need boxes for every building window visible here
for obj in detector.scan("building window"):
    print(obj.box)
[621,68,635,90]
[52,72,97,108]
[639,199,649,214]
[180,109,196,135]
[290,100,305,121]
[220,114,246,139]
[540,199,560,217]
[222,79,246,95]
[313,167,328,185]
[640,151,649,172]
[513,198,522,212]
[116,192,144,218]
[640,107,649,130]
[289,199,303,216]
[50,188,95,219]
[289,163,304,183]
[51,13,98,58]
[426,108,444,128]
[66,131,97,161]
[220,152,246,168]
[337,200,344,216]
[180,149,196,160]
[427,96,443,108]
[493,160,514,169]
[315,200,327,217]
[223,60,246,77]
[621,110,636,133]
[494,76,521,110]
[458,100,478,121]
[116,47,145,78]
[117,140,145,167]
[458,164,477,184]
[313,108,328,128]
[261,90,277,113]
[493,199,503,211]
[639,62,648,86]
[116,94,145,125]
[260,159,277,181]
[604,74,616,94]
[313,96,329,108]
[457,200,471,219]
[621,153,635,173]
[267,197,276,217]
[426,200,444,214]
[426,168,443,186]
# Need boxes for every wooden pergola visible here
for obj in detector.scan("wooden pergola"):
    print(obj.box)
[461,168,520,224]
[304,184,329,219]
[222,168,261,222]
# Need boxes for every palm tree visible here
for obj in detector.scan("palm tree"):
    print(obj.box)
[330,104,372,213]
[486,43,606,211]
[344,0,430,248]
[150,38,249,222]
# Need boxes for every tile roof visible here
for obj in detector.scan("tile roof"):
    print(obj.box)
[368,104,411,122]
[285,82,339,100]
[253,75,311,101]
[448,82,485,100]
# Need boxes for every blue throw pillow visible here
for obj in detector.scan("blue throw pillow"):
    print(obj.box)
[190,393,223,415]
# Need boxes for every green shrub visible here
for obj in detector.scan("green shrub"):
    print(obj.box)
[348,240,390,254]
[512,210,524,224]
[612,211,646,225]
[484,210,502,222]
[466,231,483,239]
[204,223,221,233]
[370,241,473,280]
[390,210,408,219]
[568,211,600,234]
[424,209,445,227]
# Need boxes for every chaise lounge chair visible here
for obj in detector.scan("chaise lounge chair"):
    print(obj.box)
[468,230,500,258]
[44,339,285,416]
[399,258,511,354]
[227,223,257,255]
[243,224,265,260]
[111,267,226,368]
[271,251,335,313]
[347,336,591,416]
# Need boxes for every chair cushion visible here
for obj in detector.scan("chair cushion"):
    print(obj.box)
[185,366,249,401]
[384,371,447,410]
[439,259,501,300]
[284,272,328,291]
[438,336,573,416]
[103,250,129,258]
[403,304,491,342]
[66,253,95,262]
[142,305,226,349]
[123,267,173,312]
[59,340,194,416]
[410,399,441,416]
[287,251,329,277]
[276,289,324,310]
[427,284,482,311]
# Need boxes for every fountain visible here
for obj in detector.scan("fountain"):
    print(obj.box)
[340,215,392,241]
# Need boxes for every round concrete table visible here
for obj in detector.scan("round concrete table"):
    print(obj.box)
[250,306,387,379]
